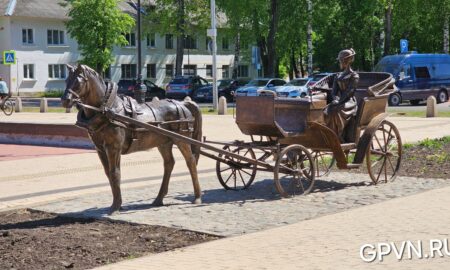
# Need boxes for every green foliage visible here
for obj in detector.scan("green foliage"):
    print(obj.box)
[144,0,210,37]
[65,0,135,73]
[40,89,64,98]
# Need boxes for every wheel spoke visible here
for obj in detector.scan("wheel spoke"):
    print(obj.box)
[374,134,384,151]
[387,155,396,172]
[220,167,232,173]
[224,169,234,184]
[237,170,247,186]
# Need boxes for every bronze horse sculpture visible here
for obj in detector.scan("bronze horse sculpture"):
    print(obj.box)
[61,64,203,214]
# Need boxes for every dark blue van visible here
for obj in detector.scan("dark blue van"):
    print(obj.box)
[374,53,450,105]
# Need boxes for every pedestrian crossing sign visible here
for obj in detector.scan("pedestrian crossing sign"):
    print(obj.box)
[3,50,16,65]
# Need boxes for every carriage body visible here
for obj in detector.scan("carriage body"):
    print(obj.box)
[220,72,402,194]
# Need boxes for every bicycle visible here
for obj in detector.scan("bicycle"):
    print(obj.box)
[0,96,14,116]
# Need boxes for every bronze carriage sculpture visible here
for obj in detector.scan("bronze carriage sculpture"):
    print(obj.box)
[207,72,402,197]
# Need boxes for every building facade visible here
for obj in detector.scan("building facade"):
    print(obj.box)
[0,0,258,96]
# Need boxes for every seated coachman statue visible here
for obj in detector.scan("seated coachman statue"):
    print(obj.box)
[324,48,359,142]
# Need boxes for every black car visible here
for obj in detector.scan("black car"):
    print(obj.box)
[193,78,250,103]
[117,79,166,100]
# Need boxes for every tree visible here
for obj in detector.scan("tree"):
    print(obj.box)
[65,0,135,75]
[144,0,210,76]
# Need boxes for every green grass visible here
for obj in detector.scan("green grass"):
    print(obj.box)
[417,136,450,149]
[388,109,450,118]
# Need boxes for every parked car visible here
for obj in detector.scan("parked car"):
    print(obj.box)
[235,78,286,96]
[193,78,250,103]
[117,79,166,100]
[166,75,209,99]
[374,53,450,106]
[307,73,333,88]
[275,78,311,98]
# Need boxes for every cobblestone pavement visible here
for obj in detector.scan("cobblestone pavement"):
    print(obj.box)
[35,171,449,237]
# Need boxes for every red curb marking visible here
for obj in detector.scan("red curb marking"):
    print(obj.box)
[0,144,94,161]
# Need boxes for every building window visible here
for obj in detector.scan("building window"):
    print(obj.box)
[184,35,197,50]
[121,64,137,79]
[183,65,197,76]
[165,34,173,49]
[48,64,66,79]
[125,32,136,47]
[222,65,229,78]
[23,64,35,79]
[22,29,34,44]
[165,64,174,77]
[147,64,156,78]
[47,30,65,45]
[206,65,213,77]
[222,37,229,50]
[147,33,156,48]
[238,65,249,77]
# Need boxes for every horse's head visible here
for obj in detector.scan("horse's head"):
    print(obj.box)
[61,64,90,108]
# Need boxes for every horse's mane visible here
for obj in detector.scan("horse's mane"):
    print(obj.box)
[80,64,104,82]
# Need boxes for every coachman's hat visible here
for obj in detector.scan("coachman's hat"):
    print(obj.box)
[337,48,356,61]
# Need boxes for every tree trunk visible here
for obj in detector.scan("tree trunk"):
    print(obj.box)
[266,0,279,78]
[232,32,241,79]
[307,0,313,76]
[299,48,305,77]
[291,48,300,79]
[175,0,185,76]
[444,15,449,54]
[383,0,392,56]
[253,10,268,76]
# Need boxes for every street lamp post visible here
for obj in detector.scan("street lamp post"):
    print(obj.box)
[210,0,218,110]
[135,0,147,104]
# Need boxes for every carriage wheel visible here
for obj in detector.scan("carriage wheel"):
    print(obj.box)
[312,151,335,177]
[2,99,13,116]
[366,120,402,184]
[216,146,257,190]
[274,144,316,197]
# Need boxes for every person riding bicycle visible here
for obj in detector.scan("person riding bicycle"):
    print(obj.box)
[0,76,9,106]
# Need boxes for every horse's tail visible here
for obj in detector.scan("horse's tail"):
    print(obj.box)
[183,100,202,164]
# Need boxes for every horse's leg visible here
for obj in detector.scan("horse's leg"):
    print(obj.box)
[105,145,122,215]
[176,142,202,204]
[152,143,175,206]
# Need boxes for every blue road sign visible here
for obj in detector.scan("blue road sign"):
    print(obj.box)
[3,50,16,65]
[400,39,409,54]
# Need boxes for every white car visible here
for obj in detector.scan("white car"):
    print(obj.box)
[275,78,311,98]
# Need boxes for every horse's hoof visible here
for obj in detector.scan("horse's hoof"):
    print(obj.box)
[108,205,121,215]
[193,198,202,204]
[152,200,164,207]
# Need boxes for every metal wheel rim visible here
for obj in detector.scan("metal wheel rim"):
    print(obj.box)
[274,144,316,197]
[2,100,13,115]
[439,91,447,103]
[216,146,257,190]
[390,94,400,105]
[366,120,402,184]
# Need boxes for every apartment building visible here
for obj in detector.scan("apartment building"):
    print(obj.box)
[0,0,257,95]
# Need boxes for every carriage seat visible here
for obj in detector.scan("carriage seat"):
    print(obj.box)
[121,96,145,119]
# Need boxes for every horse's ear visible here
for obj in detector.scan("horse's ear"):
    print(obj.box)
[66,64,74,73]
